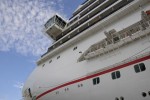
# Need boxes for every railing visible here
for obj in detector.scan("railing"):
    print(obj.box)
[78,14,150,61]
[41,0,134,58]
[72,0,96,18]
[56,0,120,40]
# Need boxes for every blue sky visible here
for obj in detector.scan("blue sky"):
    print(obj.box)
[0,0,84,100]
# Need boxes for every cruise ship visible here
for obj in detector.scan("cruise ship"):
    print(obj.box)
[22,0,150,100]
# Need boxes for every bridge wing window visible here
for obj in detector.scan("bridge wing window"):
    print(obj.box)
[44,17,54,29]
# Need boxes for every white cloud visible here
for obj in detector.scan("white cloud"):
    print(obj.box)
[13,81,24,89]
[0,0,66,56]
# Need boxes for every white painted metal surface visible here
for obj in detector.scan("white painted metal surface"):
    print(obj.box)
[22,0,150,100]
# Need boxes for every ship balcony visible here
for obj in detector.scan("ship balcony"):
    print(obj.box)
[44,15,67,40]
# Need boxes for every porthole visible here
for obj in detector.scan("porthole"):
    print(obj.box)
[49,60,52,63]
[78,84,80,88]
[120,96,124,100]
[78,84,83,88]
[73,46,77,51]
[148,91,150,96]
[65,88,69,91]
[142,92,147,97]
[56,91,59,94]
[57,56,60,59]
[42,64,45,67]
[79,51,82,53]
[115,97,119,100]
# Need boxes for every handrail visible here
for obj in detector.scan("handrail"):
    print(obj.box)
[41,0,134,58]
[78,15,150,61]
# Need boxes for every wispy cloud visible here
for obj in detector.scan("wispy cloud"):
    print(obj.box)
[0,0,66,56]
[13,81,24,89]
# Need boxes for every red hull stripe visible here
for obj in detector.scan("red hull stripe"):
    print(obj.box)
[37,54,150,99]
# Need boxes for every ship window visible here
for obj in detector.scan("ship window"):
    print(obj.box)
[111,71,121,80]
[79,51,82,53]
[93,77,100,85]
[78,84,83,88]
[73,46,77,51]
[56,91,59,94]
[78,84,80,88]
[57,56,60,59]
[42,64,45,67]
[134,63,146,73]
[111,72,116,80]
[116,71,121,78]
[49,60,52,63]
[142,92,147,97]
[148,91,150,95]
[120,96,124,100]
[115,97,119,100]
[134,65,140,73]
[139,63,146,71]
[65,88,69,92]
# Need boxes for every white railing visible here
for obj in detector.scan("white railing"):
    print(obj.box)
[78,15,150,61]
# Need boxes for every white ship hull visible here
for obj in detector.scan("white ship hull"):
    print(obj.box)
[22,0,150,100]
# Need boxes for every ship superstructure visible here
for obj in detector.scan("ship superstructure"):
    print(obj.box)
[23,0,150,100]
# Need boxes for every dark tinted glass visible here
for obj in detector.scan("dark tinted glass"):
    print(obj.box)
[142,92,147,97]
[116,71,121,78]
[111,72,116,80]
[148,91,150,95]
[57,56,60,59]
[93,78,97,85]
[97,77,100,84]
[93,77,100,85]
[139,63,146,72]
[49,60,52,63]
[73,46,77,50]
[134,65,140,73]
[115,97,119,100]
[120,96,124,100]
